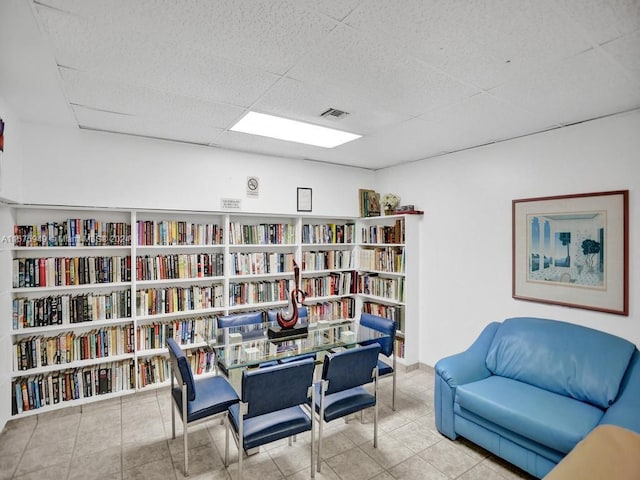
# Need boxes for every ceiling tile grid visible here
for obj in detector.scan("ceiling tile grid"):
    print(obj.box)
[12,0,639,169]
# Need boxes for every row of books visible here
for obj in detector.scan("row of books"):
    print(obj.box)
[362,302,405,333]
[11,361,135,414]
[300,271,357,298]
[12,290,132,330]
[301,223,355,244]
[228,279,294,306]
[13,219,131,247]
[13,326,134,371]
[12,256,132,288]
[301,250,355,271]
[359,246,405,273]
[135,253,224,281]
[136,316,215,350]
[358,274,405,302]
[229,252,294,276]
[136,220,223,246]
[228,222,296,245]
[306,298,355,322]
[360,218,405,244]
[395,337,405,359]
[135,284,224,316]
[137,355,169,388]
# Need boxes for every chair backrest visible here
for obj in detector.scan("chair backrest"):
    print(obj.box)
[266,307,308,324]
[217,311,264,329]
[359,313,396,357]
[242,357,315,418]
[167,338,196,401]
[322,343,381,395]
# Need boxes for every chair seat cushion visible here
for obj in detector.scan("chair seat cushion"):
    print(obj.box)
[313,384,376,422]
[172,375,239,423]
[229,404,312,450]
[456,376,603,453]
[377,359,393,376]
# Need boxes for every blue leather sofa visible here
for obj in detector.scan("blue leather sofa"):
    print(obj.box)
[434,317,640,479]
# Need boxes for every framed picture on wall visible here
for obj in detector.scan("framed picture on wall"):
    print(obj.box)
[297,187,312,212]
[512,190,628,315]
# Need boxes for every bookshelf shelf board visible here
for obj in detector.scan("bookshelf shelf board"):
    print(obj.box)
[135,308,225,322]
[135,276,224,286]
[227,300,288,312]
[301,242,356,247]
[12,389,134,418]
[357,268,405,277]
[11,282,132,294]
[360,243,404,248]
[11,353,136,378]
[12,245,131,252]
[301,268,355,275]
[358,294,406,306]
[135,244,224,250]
[229,243,296,249]
[229,272,294,280]
[11,317,134,336]
[305,294,354,302]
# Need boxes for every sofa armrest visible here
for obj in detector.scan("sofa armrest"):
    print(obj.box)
[434,322,500,439]
[599,350,640,434]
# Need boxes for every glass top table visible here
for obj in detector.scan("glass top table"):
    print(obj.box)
[212,319,388,371]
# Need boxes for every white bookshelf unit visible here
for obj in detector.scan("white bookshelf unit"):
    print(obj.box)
[357,214,421,368]
[3,205,422,418]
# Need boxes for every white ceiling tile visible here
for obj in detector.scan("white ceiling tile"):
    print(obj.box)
[555,0,640,46]
[602,30,640,82]
[35,1,281,106]
[418,93,559,151]
[61,68,246,128]
[343,0,592,90]
[253,77,411,135]
[490,49,640,126]
[74,105,223,145]
[287,25,479,117]
[296,0,362,21]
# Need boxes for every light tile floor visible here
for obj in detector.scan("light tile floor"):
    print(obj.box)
[0,367,536,480]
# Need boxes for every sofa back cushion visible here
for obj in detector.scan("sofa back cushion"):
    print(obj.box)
[485,317,635,409]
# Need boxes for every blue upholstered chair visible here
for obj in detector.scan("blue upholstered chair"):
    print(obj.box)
[359,313,398,410]
[313,343,381,472]
[216,311,277,373]
[266,307,317,364]
[166,338,239,477]
[225,357,317,479]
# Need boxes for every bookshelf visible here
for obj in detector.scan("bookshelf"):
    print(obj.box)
[3,206,421,418]
[300,218,357,323]
[357,214,421,367]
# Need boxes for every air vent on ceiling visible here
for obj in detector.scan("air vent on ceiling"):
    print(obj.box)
[320,108,349,120]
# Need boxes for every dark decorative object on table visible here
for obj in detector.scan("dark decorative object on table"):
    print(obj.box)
[269,260,308,339]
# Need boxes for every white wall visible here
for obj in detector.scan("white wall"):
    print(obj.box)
[377,110,640,366]
[19,123,374,216]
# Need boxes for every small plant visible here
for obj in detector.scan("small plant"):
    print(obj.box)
[381,193,400,211]
[581,239,601,269]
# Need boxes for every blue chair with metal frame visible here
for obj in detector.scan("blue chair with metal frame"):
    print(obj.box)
[224,357,317,479]
[358,312,398,410]
[266,307,317,364]
[216,311,277,374]
[167,338,239,477]
[313,343,381,472]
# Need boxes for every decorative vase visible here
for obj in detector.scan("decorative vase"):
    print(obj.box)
[384,209,394,216]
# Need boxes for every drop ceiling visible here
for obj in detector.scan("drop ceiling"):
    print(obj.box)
[3,0,640,170]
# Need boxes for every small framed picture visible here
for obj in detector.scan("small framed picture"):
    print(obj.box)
[297,187,312,212]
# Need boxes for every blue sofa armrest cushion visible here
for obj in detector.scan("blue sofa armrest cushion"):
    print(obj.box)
[434,322,500,439]
[599,350,640,434]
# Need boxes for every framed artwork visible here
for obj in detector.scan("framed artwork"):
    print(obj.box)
[297,187,312,212]
[512,190,628,315]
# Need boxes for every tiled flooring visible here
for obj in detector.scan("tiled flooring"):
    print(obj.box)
[0,367,536,480]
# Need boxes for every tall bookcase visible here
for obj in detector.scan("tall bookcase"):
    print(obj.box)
[357,214,421,367]
[2,205,421,419]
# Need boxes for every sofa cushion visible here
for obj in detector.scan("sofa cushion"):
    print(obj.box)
[485,317,635,408]
[456,376,603,453]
